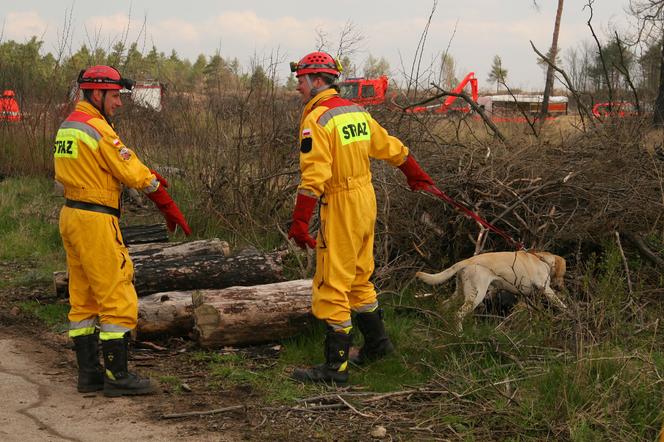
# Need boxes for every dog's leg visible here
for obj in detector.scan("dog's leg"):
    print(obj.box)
[544,286,567,310]
[454,266,493,332]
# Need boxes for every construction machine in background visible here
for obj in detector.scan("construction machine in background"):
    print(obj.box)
[338,72,570,121]
[405,72,479,115]
[338,75,389,106]
[338,73,479,115]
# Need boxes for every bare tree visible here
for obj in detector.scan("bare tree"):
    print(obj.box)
[314,20,364,63]
[539,0,565,123]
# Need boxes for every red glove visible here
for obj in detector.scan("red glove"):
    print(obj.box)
[288,193,317,250]
[147,185,192,235]
[150,169,169,188]
[398,155,435,191]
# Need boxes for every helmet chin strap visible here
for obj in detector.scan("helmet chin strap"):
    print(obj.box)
[89,90,113,125]
[305,75,333,98]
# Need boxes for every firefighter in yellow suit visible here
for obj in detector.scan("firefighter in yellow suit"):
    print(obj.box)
[55,65,191,396]
[288,52,435,383]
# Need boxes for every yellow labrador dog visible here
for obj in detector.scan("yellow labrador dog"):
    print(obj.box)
[416,251,567,330]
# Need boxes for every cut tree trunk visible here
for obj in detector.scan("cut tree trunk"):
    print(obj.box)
[193,279,313,348]
[137,292,194,338]
[133,251,285,297]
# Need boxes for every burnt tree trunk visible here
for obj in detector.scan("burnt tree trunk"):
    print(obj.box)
[193,279,313,348]
[137,292,194,338]
[133,251,285,297]
[121,223,169,245]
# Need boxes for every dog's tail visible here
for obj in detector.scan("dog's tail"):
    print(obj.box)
[415,258,473,286]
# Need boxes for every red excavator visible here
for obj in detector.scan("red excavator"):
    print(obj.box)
[338,75,389,106]
[339,73,479,116]
[405,72,479,115]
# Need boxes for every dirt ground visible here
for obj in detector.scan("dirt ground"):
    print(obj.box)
[0,262,397,442]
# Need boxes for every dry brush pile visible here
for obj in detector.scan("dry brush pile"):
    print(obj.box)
[370,113,664,280]
[112,91,664,290]
[4,85,662,288]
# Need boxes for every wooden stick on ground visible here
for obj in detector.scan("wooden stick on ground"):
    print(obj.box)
[161,405,245,419]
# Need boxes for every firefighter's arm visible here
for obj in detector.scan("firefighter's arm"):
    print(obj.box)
[97,128,191,235]
[367,117,434,191]
[96,127,155,190]
[366,116,410,166]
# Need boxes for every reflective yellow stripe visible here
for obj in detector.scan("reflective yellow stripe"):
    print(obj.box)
[68,326,97,338]
[338,361,348,372]
[338,326,352,335]
[105,369,116,380]
[99,331,126,341]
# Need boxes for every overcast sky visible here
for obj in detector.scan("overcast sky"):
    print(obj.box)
[1,1,632,91]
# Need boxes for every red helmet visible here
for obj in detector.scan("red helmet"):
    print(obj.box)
[2,90,15,97]
[77,65,134,90]
[290,51,342,78]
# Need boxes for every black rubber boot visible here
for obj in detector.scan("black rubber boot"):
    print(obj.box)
[102,334,156,397]
[72,333,104,393]
[350,309,394,365]
[291,328,352,384]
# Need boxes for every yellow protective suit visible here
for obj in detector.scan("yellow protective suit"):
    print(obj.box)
[297,88,409,328]
[54,100,157,340]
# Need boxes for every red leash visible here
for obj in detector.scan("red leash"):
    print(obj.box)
[425,185,524,251]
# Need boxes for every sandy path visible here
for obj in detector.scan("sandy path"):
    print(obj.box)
[0,330,220,442]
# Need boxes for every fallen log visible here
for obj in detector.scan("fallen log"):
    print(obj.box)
[193,279,313,348]
[133,251,286,297]
[127,238,230,259]
[53,239,236,297]
[121,223,169,245]
[137,292,194,338]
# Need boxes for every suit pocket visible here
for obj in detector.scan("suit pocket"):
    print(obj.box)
[119,246,135,283]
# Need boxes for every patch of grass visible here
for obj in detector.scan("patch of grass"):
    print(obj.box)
[18,300,69,332]
[159,375,184,394]
[194,349,304,403]
[0,176,64,287]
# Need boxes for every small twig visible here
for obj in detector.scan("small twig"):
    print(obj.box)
[335,394,374,418]
[614,231,633,296]
[290,403,347,412]
[361,389,447,403]
[161,405,244,419]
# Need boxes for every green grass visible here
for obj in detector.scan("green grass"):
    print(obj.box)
[2,175,663,440]
[0,176,64,287]
[159,375,185,394]
[18,300,69,332]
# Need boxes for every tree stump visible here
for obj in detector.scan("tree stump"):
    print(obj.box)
[193,279,313,348]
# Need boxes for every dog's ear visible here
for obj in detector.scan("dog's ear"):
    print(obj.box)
[550,255,566,290]
[554,255,566,278]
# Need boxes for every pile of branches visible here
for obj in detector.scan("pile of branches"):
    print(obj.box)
[370,115,664,279]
